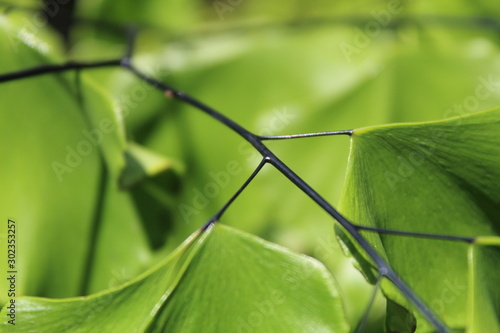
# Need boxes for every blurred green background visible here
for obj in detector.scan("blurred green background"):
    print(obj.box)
[2,0,500,330]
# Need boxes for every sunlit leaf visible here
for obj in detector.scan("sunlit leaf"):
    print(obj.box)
[339,108,500,331]
[0,224,349,333]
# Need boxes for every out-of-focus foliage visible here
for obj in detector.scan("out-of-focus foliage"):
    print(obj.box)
[1,0,500,331]
[339,109,500,331]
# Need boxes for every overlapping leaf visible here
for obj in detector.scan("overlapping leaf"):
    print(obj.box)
[3,1,500,330]
[339,108,500,331]
[0,224,349,333]
[468,237,500,333]
[0,12,178,299]
[69,1,500,324]
[0,11,126,299]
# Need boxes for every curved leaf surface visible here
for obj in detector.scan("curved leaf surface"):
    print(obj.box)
[339,108,500,331]
[0,11,125,299]
[0,224,349,333]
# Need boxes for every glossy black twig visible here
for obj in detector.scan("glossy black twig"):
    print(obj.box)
[356,225,475,243]
[128,71,449,331]
[201,158,268,231]
[123,25,138,64]
[0,33,454,333]
[259,130,353,140]
[0,60,121,84]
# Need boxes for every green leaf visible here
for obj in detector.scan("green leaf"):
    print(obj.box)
[0,224,349,333]
[81,5,500,324]
[4,1,500,330]
[119,142,179,189]
[468,237,500,333]
[338,108,500,331]
[0,12,126,300]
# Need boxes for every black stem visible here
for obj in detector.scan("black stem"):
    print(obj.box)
[259,130,353,140]
[0,59,452,333]
[122,63,173,91]
[125,67,450,333]
[123,26,138,63]
[202,158,268,231]
[356,225,475,243]
[0,60,121,84]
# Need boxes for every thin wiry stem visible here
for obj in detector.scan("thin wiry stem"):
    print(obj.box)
[259,130,353,140]
[356,225,475,243]
[125,66,450,333]
[202,158,268,231]
[0,40,454,333]
[123,25,138,63]
[123,62,260,146]
[0,60,121,84]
